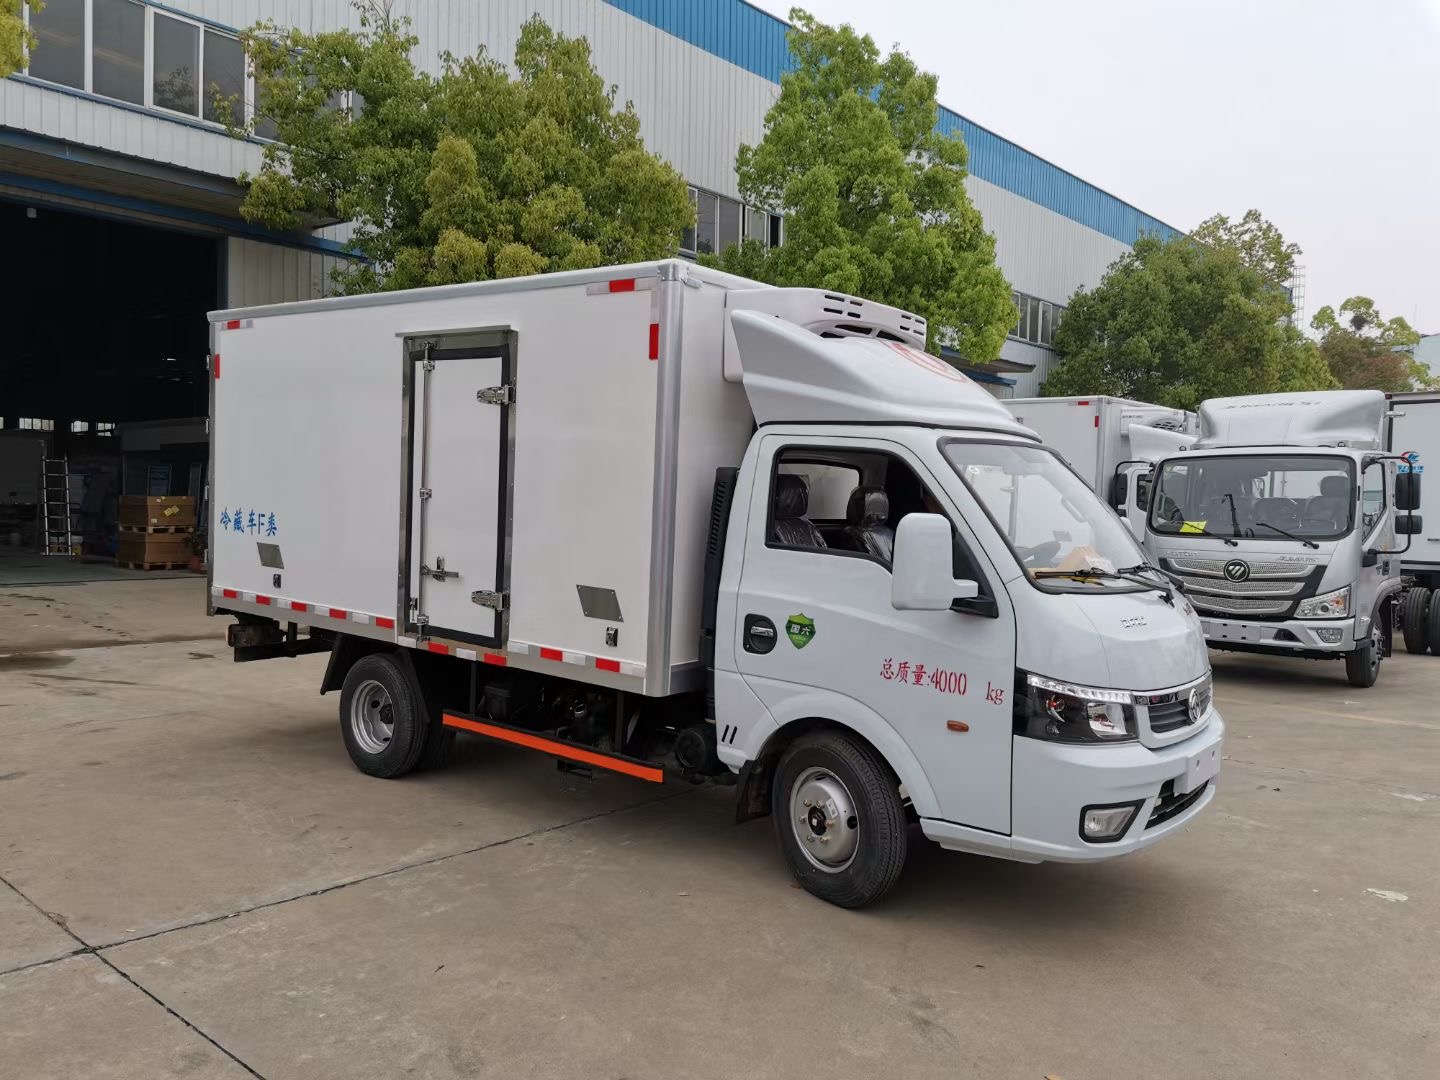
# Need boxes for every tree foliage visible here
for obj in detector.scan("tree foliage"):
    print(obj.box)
[1,1,41,79]
[711,8,1015,361]
[1042,215,1334,409]
[239,5,691,293]
[1311,296,1433,392]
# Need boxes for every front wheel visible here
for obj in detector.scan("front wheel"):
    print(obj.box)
[1345,619,1384,688]
[772,731,907,908]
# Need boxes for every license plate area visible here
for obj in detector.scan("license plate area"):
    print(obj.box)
[1176,742,1221,795]
[1202,619,1262,643]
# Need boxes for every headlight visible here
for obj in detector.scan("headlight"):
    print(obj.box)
[1296,586,1351,619]
[1015,672,1138,744]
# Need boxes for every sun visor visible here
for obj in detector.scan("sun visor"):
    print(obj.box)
[728,309,1039,438]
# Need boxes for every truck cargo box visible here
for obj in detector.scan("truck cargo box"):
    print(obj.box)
[208,261,924,696]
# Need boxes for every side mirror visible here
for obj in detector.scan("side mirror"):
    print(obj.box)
[1396,470,1422,511]
[1108,472,1127,510]
[1397,513,1422,535]
[891,514,980,611]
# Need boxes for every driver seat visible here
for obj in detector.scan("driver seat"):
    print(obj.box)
[1305,474,1351,527]
[844,486,894,562]
[770,474,826,549]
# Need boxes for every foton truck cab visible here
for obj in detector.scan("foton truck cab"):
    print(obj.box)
[209,261,1222,908]
[1145,391,1422,687]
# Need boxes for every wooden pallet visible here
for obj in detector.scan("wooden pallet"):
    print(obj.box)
[118,523,195,535]
[117,560,190,571]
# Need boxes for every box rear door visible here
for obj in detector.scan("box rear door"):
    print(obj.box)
[406,332,514,646]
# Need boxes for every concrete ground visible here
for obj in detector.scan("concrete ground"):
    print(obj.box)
[1,578,1436,1079]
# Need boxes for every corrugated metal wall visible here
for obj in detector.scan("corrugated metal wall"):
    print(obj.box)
[224,238,341,308]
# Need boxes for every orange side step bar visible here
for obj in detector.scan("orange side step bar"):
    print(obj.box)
[441,713,664,783]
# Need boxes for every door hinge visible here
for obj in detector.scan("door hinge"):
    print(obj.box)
[418,487,432,500]
[471,590,507,611]
[415,613,430,627]
[476,385,514,406]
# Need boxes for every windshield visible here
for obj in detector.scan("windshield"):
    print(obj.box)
[1149,454,1355,541]
[942,440,1148,589]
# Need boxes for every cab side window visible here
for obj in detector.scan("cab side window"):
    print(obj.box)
[1361,462,1386,534]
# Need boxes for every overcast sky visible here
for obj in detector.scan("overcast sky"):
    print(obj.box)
[748,0,1440,334]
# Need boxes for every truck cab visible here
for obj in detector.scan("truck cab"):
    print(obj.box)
[1143,391,1422,687]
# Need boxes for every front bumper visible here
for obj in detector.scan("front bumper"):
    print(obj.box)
[921,713,1224,863]
[1200,616,1356,654]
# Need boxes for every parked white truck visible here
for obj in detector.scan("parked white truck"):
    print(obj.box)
[1143,391,1422,687]
[207,261,1222,907]
[1386,391,1440,653]
[1006,396,1196,537]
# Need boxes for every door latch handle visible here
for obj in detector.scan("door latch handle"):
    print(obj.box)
[421,556,459,581]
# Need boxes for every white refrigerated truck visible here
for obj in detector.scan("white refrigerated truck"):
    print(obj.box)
[207,260,1222,907]
[1386,391,1440,653]
[1006,396,1196,536]
[1143,391,1422,687]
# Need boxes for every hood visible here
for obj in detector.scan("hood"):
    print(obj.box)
[1012,585,1210,692]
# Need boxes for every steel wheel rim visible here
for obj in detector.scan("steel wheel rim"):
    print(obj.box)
[789,766,860,873]
[350,679,395,755]
[1370,624,1383,674]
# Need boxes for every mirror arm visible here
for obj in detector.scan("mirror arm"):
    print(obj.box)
[952,595,998,618]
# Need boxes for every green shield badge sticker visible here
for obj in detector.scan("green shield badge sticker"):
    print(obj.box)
[785,614,816,649]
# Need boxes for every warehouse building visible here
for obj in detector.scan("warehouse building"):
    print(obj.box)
[0,0,1178,563]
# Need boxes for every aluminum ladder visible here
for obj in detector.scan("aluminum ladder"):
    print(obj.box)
[41,457,77,556]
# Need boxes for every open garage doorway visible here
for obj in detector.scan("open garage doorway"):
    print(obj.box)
[0,200,218,586]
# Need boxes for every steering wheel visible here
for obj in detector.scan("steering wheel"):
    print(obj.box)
[1018,540,1062,566]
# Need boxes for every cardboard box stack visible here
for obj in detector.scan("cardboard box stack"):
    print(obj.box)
[116,495,197,568]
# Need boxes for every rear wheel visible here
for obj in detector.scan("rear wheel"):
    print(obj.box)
[772,731,907,908]
[339,653,430,777]
[1345,618,1384,688]
[1401,587,1431,654]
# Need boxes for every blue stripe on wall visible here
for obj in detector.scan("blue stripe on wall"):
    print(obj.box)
[602,0,1179,246]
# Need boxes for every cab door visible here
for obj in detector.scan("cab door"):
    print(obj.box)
[732,434,1017,834]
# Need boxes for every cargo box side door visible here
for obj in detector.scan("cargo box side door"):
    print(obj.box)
[404,330,515,647]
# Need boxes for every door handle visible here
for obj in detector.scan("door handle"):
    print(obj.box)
[421,556,459,581]
[743,614,777,654]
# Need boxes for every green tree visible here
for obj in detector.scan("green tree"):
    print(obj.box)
[1042,215,1334,409]
[1311,296,1434,391]
[239,5,691,293]
[712,8,1015,361]
[1,1,42,78]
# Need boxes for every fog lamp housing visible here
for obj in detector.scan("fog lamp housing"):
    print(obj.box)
[1080,801,1142,843]
[1315,627,1345,644]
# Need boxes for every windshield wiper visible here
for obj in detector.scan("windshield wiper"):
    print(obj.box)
[1032,567,1176,605]
[1162,522,1239,546]
[1252,521,1320,549]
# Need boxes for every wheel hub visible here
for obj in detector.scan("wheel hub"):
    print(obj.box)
[350,679,395,755]
[789,767,859,872]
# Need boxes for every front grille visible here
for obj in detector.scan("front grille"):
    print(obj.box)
[1168,556,1314,578]
[1190,594,1292,616]
[1175,575,1304,597]
[1147,781,1209,829]
[1147,698,1192,733]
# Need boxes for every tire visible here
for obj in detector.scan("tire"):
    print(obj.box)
[1345,616,1384,688]
[772,731,907,908]
[339,653,431,777]
[417,727,458,771]
[1430,596,1440,657]
[1401,587,1431,654]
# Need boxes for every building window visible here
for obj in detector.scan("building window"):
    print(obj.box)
[96,422,116,437]
[1009,289,1065,349]
[681,185,783,258]
[70,421,90,433]
[93,0,144,104]
[19,418,56,432]
[23,1,269,138]
[28,0,86,90]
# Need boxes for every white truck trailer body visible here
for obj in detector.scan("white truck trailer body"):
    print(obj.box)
[1007,396,1195,536]
[208,261,1222,907]
[1387,392,1440,583]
